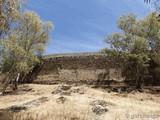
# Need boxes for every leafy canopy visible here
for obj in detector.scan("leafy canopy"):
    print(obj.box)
[102,12,160,83]
[0,0,23,38]
[0,10,53,76]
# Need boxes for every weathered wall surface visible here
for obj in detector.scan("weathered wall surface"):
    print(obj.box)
[33,53,124,84]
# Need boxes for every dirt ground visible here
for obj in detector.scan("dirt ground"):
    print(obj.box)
[0,84,160,120]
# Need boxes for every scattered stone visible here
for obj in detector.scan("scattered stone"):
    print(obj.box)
[117,88,121,93]
[56,96,67,104]
[52,85,72,95]
[71,88,79,93]
[106,86,134,93]
[21,88,32,92]
[70,87,85,94]
[0,92,3,96]
[37,96,48,102]
[52,89,63,94]
[137,89,143,93]
[24,97,48,107]
[10,105,27,112]
[91,100,113,107]
[111,87,118,92]
[60,85,71,91]
[24,100,39,107]
[107,89,111,93]
[92,105,108,115]
[60,91,71,96]
[126,88,133,93]
[91,85,98,88]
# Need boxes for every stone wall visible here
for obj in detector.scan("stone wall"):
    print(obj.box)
[33,53,124,84]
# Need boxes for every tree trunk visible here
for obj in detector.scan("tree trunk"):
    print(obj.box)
[12,73,20,91]
[0,73,21,95]
[0,79,10,95]
[136,66,143,90]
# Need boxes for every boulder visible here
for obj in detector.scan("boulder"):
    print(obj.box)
[52,89,63,94]
[56,96,67,104]
[60,91,71,96]
[92,105,108,115]
[70,87,85,94]
[52,85,72,95]
[60,85,71,91]
[10,105,27,112]
[91,100,113,107]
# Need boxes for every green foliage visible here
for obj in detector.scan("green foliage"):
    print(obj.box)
[0,0,53,93]
[0,0,23,38]
[103,12,160,85]
[0,10,53,76]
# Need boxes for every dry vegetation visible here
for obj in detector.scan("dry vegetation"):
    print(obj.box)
[0,84,160,120]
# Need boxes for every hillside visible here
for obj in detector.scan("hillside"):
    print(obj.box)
[0,84,160,120]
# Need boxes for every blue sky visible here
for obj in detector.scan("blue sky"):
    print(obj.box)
[26,0,154,55]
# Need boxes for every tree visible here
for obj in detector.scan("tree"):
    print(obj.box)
[0,10,53,94]
[102,12,160,89]
[0,0,23,38]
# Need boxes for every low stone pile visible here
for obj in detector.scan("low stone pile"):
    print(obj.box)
[52,85,72,96]
[90,99,114,116]
[56,96,67,104]
[105,86,134,93]
[24,97,48,107]
[52,85,86,96]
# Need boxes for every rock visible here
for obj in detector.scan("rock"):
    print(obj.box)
[56,96,67,104]
[24,97,48,107]
[60,91,71,96]
[137,89,143,93]
[52,89,63,94]
[91,100,112,107]
[71,88,79,93]
[37,97,48,102]
[52,85,71,95]
[117,88,121,93]
[24,99,39,107]
[91,85,98,88]
[0,92,3,96]
[22,88,32,92]
[126,88,133,93]
[60,85,71,91]
[107,90,111,93]
[111,87,118,92]
[10,105,27,112]
[70,87,85,94]
[92,105,108,115]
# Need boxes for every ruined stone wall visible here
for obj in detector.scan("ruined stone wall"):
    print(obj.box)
[33,53,124,84]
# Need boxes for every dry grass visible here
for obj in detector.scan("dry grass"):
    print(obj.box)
[0,84,160,120]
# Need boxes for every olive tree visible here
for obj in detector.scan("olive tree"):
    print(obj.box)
[0,0,24,38]
[0,10,53,94]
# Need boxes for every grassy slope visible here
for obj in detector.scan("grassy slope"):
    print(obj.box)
[0,84,160,120]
